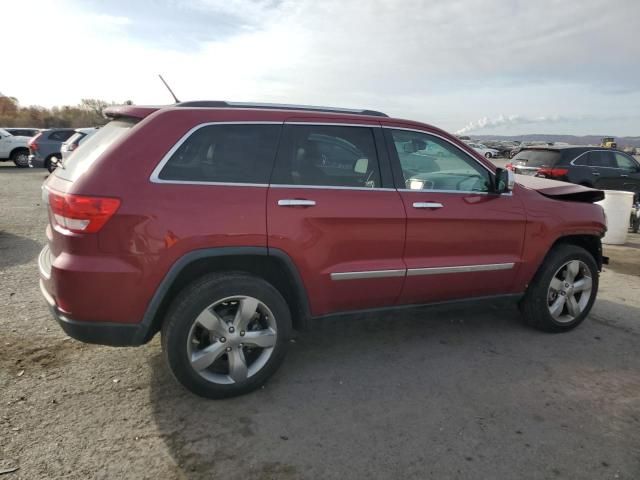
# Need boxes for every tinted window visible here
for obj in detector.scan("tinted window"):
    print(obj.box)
[55,119,137,182]
[7,129,38,137]
[614,153,638,170]
[271,125,381,188]
[158,124,280,184]
[587,151,616,168]
[48,130,74,141]
[390,129,491,192]
[511,149,561,167]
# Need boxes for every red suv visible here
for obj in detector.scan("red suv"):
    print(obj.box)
[38,101,607,398]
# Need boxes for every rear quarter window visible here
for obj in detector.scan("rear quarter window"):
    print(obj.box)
[54,119,137,182]
[155,124,281,184]
[511,149,561,167]
[48,130,74,141]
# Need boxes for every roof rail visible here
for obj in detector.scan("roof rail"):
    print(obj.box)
[174,100,388,117]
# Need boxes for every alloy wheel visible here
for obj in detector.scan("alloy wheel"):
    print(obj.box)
[187,295,277,384]
[547,260,593,323]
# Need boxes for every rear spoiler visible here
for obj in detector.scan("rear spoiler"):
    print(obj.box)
[103,105,161,120]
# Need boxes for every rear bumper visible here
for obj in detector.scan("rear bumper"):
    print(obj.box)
[28,154,45,168]
[38,244,152,346]
[40,279,146,346]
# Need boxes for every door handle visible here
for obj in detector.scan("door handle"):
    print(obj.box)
[413,202,443,209]
[621,174,629,178]
[591,172,600,176]
[278,199,316,207]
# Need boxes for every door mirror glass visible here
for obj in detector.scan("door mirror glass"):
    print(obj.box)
[354,158,368,174]
[495,168,515,193]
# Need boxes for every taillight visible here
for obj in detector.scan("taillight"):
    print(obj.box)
[48,190,120,234]
[28,132,42,152]
[535,168,569,179]
[505,163,515,171]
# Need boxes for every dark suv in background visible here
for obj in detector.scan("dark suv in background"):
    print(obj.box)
[28,128,75,172]
[507,146,640,195]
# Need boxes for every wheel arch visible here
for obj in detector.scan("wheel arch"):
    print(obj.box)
[137,247,311,343]
[548,234,603,270]
[10,146,29,158]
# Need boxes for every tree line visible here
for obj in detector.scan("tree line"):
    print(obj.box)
[0,96,133,128]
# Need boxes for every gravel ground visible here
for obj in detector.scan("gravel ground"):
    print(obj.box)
[1,163,639,479]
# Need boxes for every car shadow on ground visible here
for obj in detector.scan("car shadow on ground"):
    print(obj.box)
[147,300,640,479]
[0,231,42,269]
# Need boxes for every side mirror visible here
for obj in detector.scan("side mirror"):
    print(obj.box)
[354,158,368,174]
[495,168,515,194]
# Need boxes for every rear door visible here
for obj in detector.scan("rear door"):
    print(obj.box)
[267,121,406,316]
[579,150,620,188]
[385,127,526,305]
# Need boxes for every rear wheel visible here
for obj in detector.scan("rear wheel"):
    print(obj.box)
[162,273,291,398]
[484,152,492,158]
[520,245,598,332]
[11,148,29,168]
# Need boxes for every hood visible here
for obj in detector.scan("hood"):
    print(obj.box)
[515,174,604,203]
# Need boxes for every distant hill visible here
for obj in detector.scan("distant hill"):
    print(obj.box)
[473,134,640,148]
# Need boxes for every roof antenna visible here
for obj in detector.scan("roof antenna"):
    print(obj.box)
[158,74,180,103]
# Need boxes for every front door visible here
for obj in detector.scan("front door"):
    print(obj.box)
[384,127,526,305]
[267,121,406,316]
[612,152,640,196]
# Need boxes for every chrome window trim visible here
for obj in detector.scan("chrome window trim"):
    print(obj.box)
[330,262,515,280]
[407,263,514,276]
[271,184,395,192]
[381,126,494,175]
[284,121,381,128]
[398,188,496,196]
[149,121,283,184]
[569,149,639,169]
[330,269,405,281]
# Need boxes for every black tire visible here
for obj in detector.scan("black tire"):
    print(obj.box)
[10,148,29,168]
[631,215,639,233]
[519,244,599,332]
[161,272,291,399]
[484,152,492,159]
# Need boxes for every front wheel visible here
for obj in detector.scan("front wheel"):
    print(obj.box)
[484,152,492,158]
[162,273,291,398]
[520,245,598,332]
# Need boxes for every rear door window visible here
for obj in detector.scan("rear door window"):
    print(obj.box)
[156,124,281,184]
[48,130,74,141]
[587,151,616,168]
[55,119,138,182]
[511,149,561,167]
[271,125,381,188]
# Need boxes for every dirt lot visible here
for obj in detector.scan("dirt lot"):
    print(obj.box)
[1,164,639,479]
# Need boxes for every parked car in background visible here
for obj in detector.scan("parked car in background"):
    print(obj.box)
[4,127,40,138]
[57,128,98,167]
[507,146,640,196]
[28,128,75,172]
[0,128,30,166]
[39,100,607,399]
[468,142,500,158]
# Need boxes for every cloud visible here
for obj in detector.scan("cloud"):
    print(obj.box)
[2,0,640,135]
[455,114,569,135]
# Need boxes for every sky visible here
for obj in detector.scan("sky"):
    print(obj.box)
[3,0,640,136]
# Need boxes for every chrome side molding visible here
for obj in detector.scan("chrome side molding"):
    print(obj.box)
[330,263,515,280]
[330,269,405,281]
[407,263,515,276]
